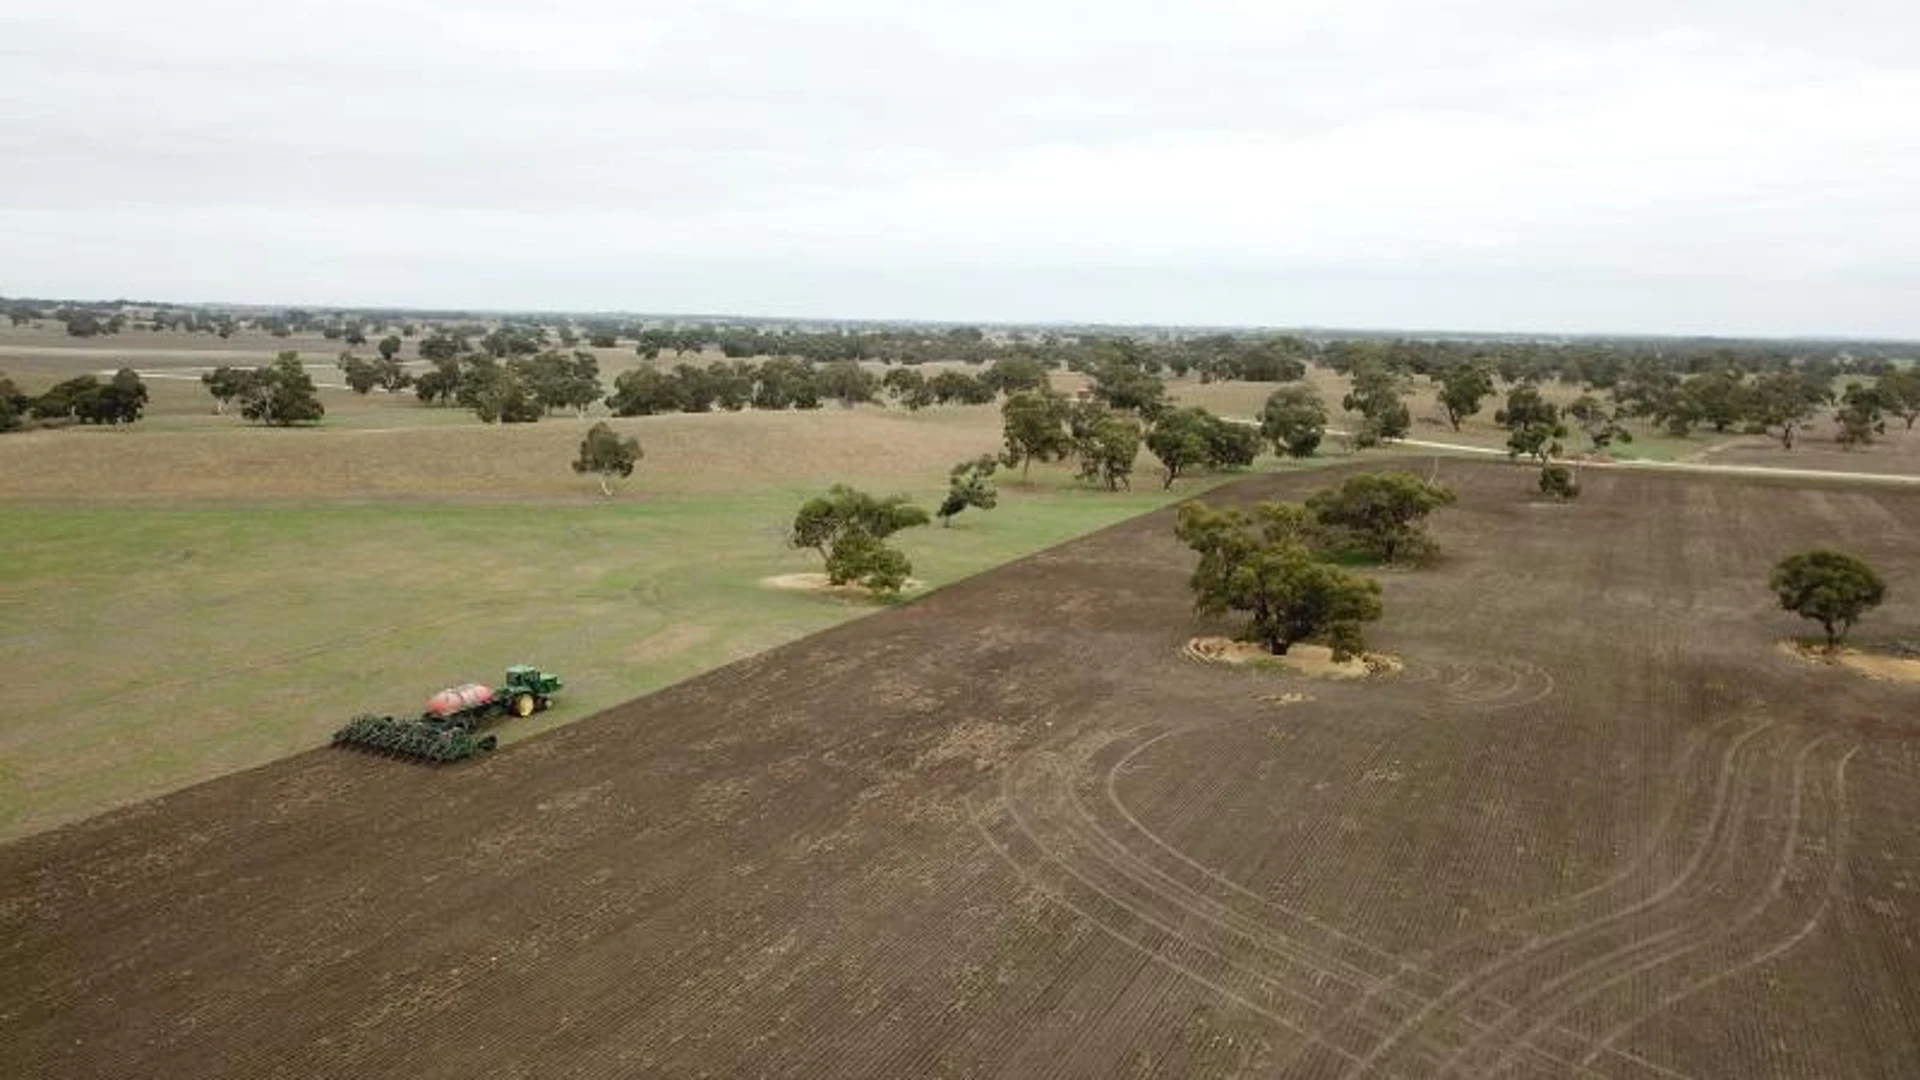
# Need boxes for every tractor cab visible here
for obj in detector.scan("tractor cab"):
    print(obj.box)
[504,665,563,696]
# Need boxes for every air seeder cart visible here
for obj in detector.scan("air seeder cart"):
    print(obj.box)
[331,664,563,763]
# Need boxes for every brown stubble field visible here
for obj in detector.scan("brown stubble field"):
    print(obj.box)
[3,460,1916,1079]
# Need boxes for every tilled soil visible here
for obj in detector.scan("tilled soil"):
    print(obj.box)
[4,461,1918,1079]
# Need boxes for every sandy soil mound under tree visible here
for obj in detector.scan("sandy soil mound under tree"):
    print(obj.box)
[1778,640,1920,683]
[1184,636,1401,679]
[761,572,925,601]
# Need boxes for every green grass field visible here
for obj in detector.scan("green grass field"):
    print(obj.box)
[0,459,1316,840]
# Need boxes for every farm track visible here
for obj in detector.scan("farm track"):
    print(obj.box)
[4,462,1919,1078]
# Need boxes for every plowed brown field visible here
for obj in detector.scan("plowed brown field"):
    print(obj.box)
[5,461,1918,1079]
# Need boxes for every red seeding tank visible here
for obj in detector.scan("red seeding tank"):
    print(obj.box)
[426,683,495,716]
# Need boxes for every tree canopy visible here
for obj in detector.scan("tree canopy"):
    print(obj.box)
[1770,550,1886,649]
[937,455,999,526]
[1175,501,1382,657]
[1341,361,1411,447]
[1436,364,1494,431]
[572,421,642,496]
[1259,385,1327,458]
[1496,383,1566,463]
[999,390,1072,479]
[1305,471,1457,563]
[1074,410,1141,491]
[237,354,325,426]
[791,484,929,596]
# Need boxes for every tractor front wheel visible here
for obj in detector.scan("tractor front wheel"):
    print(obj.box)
[513,693,535,718]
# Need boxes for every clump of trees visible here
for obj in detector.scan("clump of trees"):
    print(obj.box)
[15,368,148,426]
[1833,382,1887,449]
[1342,361,1411,448]
[572,422,642,496]
[202,353,325,425]
[999,391,1073,479]
[791,485,931,595]
[1436,363,1495,430]
[1770,550,1886,650]
[1145,407,1260,488]
[0,374,26,431]
[1260,385,1327,458]
[937,455,999,526]
[1538,463,1580,501]
[1176,501,1382,658]
[1173,470,1455,659]
[1496,383,1567,464]
[337,352,412,395]
[1305,471,1458,563]
[1072,406,1142,490]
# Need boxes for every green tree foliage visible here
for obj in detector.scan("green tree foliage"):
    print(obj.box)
[1876,368,1920,430]
[1089,358,1172,420]
[481,323,547,358]
[926,369,994,405]
[1437,364,1495,430]
[1769,550,1886,649]
[937,455,1000,526]
[29,368,148,425]
[338,353,381,394]
[606,366,681,415]
[201,366,259,415]
[1144,407,1257,488]
[1175,501,1382,657]
[417,329,468,361]
[1076,412,1141,490]
[1833,382,1887,450]
[790,485,929,595]
[377,334,403,362]
[1204,413,1261,469]
[511,350,602,416]
[0,374,26,431]
[414,357,461,405]
[239,354,326,426]
[754,358,822,410]
[458,356,542,423]
[1749,370,1830,449]
[1146,407,1214,489]
[1306,472,1457,563]
[1260,385,1327,458]
[1341,361,1412,447]
[1539,463,1580,501]
[1680,368,1751,434]
[999,390,1072,479]
[981,357,1050,396]
[824,527,914,595]
[881,367,934,411]
[1567,394,1633,451]
[818,360,878,407]
[571,421,642,495]
[790,484,931,560]
[1495,383,1567,463]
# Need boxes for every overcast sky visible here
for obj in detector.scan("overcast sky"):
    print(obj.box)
[3,1,1917,335]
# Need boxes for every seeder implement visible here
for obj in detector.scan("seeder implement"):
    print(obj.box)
[330,665,562,764]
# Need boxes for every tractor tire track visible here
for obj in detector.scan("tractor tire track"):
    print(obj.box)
[1327,721,1791,1079]
[1572,746,1857,1070]
[989,725,1665,1078]
[1436,733,1842,1078]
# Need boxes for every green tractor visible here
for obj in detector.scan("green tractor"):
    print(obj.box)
[331,665,563,763]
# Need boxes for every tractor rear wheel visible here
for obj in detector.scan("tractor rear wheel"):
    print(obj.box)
[513,693,535,717]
